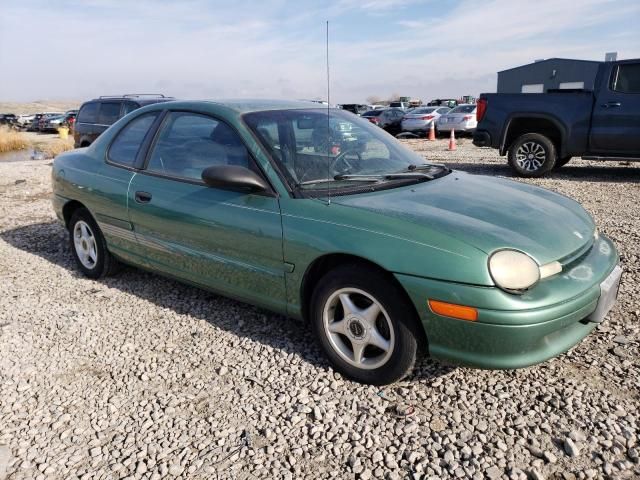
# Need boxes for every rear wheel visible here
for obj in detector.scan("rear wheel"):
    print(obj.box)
[310,264,423,385]
[69,208,119,278]
[508,133,557,177]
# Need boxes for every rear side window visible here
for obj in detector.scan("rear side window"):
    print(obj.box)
[108,113,158,167]
[146,112,250,181]
[98,102,122,125]
[612,63,640,94]
[77,103,98,123]
[122,102,140,115]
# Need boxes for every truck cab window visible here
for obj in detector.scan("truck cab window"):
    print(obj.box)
[612,63,640,94]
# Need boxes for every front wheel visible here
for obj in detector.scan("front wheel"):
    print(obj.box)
[310,265,423,385]
[508,133,557,177]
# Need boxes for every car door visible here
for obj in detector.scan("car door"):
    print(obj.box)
[127,111,287,312]
[387,109,403,130]
[589,61,640,155]
[89,111,163,263]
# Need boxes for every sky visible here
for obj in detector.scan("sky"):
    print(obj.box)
[1,0,639,103]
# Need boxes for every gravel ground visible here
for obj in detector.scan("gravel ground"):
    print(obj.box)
[0,140,639,480]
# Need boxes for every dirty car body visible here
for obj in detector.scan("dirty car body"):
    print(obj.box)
[51,99,621,384]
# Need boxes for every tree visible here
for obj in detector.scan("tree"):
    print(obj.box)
[366,95,382,104]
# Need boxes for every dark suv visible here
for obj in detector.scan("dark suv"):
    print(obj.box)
[74,94,173,147]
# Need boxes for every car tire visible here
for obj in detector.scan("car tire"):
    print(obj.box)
[68,208,119,279]
[554,156,572,169]
[310,264,423,385]
[508,133,557,177]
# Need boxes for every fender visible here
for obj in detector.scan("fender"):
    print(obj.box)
[500,113,568,157]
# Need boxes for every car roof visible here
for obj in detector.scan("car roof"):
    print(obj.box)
[85,96,174,106]
[201,99,326,113]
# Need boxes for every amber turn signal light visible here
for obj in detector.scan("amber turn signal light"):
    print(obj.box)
[428,300,478,322]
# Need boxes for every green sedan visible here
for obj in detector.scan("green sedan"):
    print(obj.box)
[51,99,621,385]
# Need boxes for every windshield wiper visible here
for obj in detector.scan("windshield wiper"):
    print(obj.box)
[296,177,380,186]
[334,172,434,181]
[405,163,447,171]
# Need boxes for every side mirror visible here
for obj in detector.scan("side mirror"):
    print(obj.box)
[201,165,272,194]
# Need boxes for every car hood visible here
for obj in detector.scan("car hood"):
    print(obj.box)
[332,171,595,266]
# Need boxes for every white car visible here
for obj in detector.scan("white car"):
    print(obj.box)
[15,114,35,128]
[389,101,410,110]
[436,104,478,134]
[401,106,451,133]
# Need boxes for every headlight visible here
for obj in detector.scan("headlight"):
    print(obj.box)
[489,249,540,293]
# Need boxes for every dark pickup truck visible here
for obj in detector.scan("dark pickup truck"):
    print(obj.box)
[473,58,640,177]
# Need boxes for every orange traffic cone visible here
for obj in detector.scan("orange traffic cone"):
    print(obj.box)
[448,129,456,151]
[427,122,436,141]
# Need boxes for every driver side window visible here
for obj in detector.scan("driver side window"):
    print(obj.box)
[146,112,250,181]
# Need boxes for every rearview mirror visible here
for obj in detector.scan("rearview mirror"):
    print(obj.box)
[201,165,272,194]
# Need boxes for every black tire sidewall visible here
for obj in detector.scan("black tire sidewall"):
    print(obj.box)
[310,265,421,385]
[68,208,109,279]
[508,133,557,177]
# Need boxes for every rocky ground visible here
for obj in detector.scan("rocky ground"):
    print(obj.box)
[0,139,638,480]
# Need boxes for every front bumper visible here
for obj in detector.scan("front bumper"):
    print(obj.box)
[395,234,619,369]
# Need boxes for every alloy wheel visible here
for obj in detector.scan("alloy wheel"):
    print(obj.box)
[515,141,547,171]
[73,220,98,269]
[322,288,395,370]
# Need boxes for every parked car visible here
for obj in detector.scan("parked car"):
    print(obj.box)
[361,108,405,133]
[401,106,451,133]
[15,114,35,129]
[473,58,640,177]
[52,99,620,385]
[38,113,64,132]
[74,94,173,147]
[436,104,478,135]
[28,114,46,131]
[0,114,18,126]
[427,99,458,108]
[339,104,370,116]
[41,110,78,132]
[389,101,410,110]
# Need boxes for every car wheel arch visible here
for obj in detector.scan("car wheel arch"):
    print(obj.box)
[299,253,426,343]
[502,115,565,157]
[62,200,88,228]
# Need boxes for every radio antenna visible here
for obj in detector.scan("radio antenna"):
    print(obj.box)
[326,20,331,206]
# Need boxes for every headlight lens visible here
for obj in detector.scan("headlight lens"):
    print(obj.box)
[489,250,540,293]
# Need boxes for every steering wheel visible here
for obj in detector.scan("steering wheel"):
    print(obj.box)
[330,149,362,176]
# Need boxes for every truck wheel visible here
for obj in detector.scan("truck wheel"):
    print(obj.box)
[508,133,557,177]
[554,156,572,169]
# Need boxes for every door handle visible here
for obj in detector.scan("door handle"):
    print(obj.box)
[601,102,621,108]
[135,191,152,204]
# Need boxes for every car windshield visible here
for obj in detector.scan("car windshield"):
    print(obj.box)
[449,105,476,114]
[361,110,382,117]
[244,108,448,193]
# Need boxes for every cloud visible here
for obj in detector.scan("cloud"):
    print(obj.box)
[0,0,638,103]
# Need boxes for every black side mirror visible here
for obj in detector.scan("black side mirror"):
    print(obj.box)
[201,165,272,194]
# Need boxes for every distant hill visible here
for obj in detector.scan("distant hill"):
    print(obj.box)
[0,100,81,115]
